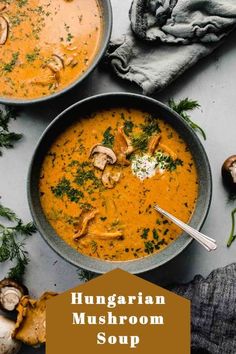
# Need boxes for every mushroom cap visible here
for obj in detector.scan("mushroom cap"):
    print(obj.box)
[0,279,28,312]
[90,144,117,164]
[0,316,21,354]
[222,155,236,190]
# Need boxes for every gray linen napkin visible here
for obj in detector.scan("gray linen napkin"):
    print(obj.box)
[170,264,236,354]
[106,0,236,94]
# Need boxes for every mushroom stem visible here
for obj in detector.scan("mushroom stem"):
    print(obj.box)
[0,316,21,354]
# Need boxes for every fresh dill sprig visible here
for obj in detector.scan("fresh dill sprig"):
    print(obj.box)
[168,98,206,140]
[0,106,22,155]
[77,268,97,282]
[0,202,37,282]
[227,208,236,247]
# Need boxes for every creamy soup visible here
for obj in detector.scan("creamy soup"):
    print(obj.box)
[0,0,102,99]
[39,108,198,261]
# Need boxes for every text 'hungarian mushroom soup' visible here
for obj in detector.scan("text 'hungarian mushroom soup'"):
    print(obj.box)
[0,0,102,100]
[39,108,198,261]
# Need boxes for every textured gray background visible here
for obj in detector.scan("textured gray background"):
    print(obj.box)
[0,1,235,352]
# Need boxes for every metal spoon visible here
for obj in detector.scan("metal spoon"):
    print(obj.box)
[154,204,217,252]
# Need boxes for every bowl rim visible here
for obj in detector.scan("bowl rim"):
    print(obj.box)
[0,0,113,106]
[27,92,212,274]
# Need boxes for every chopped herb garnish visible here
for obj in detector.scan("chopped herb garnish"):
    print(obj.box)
[26,48,40,63]
[141,228,150,239]
[152,229,159,240]
[3,52,19,73]
[142,116,161,136]
[155,152,183,171]
[132,133,149,152]
[124,120,134,136]
[51,177,83,202]
[144,241,155,254]
[102,127,114,148]
[74,163,102,190]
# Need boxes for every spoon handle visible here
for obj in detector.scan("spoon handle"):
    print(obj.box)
[154,205,217,252]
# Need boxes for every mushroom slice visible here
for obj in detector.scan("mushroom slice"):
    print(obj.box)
[0,279,28,312]
[30,69,58,87]
[13,292,58,347]
[0,16,9,45]
[101,170,121,189]
[113,127,134,165]
[90,144,117,171]
[148,134,161,155]
[88,230,124,240]
[47,54,64,73]
[0,316,21,354]
[73,209,98,240]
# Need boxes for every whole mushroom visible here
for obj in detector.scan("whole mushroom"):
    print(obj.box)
[0,279,28,312]
[0,316,21,354]
[222,155,236,191]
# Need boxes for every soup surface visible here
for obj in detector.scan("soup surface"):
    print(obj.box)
[39,108,198,261]
[0,0,102,99]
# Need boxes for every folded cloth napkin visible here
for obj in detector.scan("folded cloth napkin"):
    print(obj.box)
[106,0,236,94]
[170,264,236,354]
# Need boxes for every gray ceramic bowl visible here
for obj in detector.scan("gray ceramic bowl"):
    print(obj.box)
[0,0,112,106]
[28,93,212,274]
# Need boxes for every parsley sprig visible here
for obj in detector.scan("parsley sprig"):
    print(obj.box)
[0,106,22,156]
[168,98,206,140]
[77,268,97,282]
[0,202,37,282]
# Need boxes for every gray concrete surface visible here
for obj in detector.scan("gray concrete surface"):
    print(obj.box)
[0,1,235,352]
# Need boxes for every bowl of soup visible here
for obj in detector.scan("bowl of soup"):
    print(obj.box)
[28,93,212,273]
[0,0,112,104]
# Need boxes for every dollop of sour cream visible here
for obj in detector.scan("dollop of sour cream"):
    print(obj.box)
[131,154,161,180]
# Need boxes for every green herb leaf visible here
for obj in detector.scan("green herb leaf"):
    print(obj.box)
[0,202,37,281]
[0,204,18,222]
[0,106,22,155]
[168,98,206,140]
[102,127,114,148]
[77,268,97,282]
[123,120,134,136]
[3,52,19,73]
[51,177,84,203]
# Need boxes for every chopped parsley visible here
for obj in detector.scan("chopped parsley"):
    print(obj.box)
[124,120,134,136]
[142,116,161,136]
[3,52,19,73]
[51,177,83,203]
[74,163,102,190]
[144,241,155,254]
[102,127,114,148]
[141,228,150,239]
[155,152,183,171]
[132,133,149,152]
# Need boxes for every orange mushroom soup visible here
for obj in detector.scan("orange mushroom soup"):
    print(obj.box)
[39,108,198,261]
[0,0,102,99]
